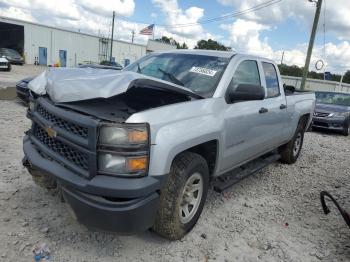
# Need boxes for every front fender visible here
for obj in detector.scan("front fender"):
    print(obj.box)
[148,115,222,176]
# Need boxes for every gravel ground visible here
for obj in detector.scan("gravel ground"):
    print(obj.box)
[0,100,349,262]
[0,65,45,89]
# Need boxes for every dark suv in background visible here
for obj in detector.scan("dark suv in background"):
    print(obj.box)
[0,48,24,65]
[312,91,350,136]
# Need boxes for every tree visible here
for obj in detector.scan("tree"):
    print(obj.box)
[277,64,350,84]
[342,70,350,84]
[194,39,230,51]
[155,36,188,49]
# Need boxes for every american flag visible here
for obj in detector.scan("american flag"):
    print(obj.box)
[139,24,154,35]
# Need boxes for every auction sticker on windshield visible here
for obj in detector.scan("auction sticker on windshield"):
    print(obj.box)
[189,66,217,76]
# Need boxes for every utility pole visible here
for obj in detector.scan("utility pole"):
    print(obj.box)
[280,51,285,65]
[300,0,323,90]
[131,30,135,43]
[110,11,115,62]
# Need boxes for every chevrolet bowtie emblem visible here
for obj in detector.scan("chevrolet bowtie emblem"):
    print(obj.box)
[45,126,57,138]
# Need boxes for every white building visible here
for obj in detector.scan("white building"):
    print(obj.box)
[0,16,149,67]
[282,75,350,94]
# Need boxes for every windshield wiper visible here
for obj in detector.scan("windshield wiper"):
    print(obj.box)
[158,68,184,87]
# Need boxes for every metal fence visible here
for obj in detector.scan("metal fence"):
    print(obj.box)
[281,75,350,93]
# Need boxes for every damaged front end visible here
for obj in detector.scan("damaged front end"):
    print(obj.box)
[22,68,201,233]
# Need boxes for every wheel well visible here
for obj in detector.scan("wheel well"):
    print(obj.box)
[185,140,218,178]
[299,113,311,130]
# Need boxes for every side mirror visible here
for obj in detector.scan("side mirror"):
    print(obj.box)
[283,84,295,94]
[227,83,265,103]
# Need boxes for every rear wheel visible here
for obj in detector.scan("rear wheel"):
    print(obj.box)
[153,152,209,240]
[279,124,305,164]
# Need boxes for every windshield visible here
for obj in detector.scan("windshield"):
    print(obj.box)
[315,92,350,106]
[124,53,230,97]
[1,48,20,57]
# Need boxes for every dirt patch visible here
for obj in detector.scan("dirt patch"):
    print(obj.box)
[0,86,16,100]
[0,100,349,261]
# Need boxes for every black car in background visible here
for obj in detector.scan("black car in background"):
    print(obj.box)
[100,60,123,70]
[16,64,122,104]
[16,77,35,104]
[0,48,24,65]
[312,91,350,136]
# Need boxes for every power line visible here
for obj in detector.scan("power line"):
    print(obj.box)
[118,0,283,29]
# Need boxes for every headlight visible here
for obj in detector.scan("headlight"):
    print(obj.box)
[98,153,148,175]
[99,125,148,145]
[29,101,35,111]
[98,123,149,176]
[331,112,347,118]
[17,81,27,88]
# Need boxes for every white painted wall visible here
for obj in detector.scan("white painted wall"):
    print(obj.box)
[282,75,350,93]
[146,40,177,52]
[0,16,147,67]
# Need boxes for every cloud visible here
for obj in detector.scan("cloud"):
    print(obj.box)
[221,18,350,73]
[0,0,140,43]
[78,0,135,17]
[221,19,273,56]
[0,6,34,22]
[217,0,350,73]
[151,0,211,46]
[217,0,350,40]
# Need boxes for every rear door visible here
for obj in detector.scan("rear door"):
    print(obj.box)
[259,60,288,148]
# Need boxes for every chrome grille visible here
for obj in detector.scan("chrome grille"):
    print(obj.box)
[313,111,330,118]
[37,104,88,138]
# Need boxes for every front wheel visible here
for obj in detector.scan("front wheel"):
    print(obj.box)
[279,124,305,164]
[153,152,209,240]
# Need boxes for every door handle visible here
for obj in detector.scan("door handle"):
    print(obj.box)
[280,104,287,109]
[259,107,268,114]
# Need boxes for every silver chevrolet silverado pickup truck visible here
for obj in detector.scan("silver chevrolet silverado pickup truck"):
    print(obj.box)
[23,50,315,240]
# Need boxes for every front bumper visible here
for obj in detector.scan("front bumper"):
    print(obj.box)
[312,117,346,131]
[7,58,24,65]
[16,85,29,104]
[23,136,164,233]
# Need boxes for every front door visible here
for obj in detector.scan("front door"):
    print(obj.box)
[38,47,47,65]
[59,50,67,67]
[220,59,270,172]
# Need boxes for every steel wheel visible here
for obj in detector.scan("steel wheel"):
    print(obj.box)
[293,132,302,157]
[179,172,203,224]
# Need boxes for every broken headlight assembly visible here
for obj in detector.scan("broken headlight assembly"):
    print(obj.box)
[97,123,149,177]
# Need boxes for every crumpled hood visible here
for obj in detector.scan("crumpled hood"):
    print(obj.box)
[28,68,201,103]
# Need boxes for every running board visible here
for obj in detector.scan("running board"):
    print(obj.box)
[213,153,280,193]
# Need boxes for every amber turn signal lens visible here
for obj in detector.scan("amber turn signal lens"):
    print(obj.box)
[128,129,148,143]
[126,157,148,171]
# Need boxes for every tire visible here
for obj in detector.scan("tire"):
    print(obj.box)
[279,123,305,164]
[342,121,350,136]
[153,152,209,240]
[27,166,57,189]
